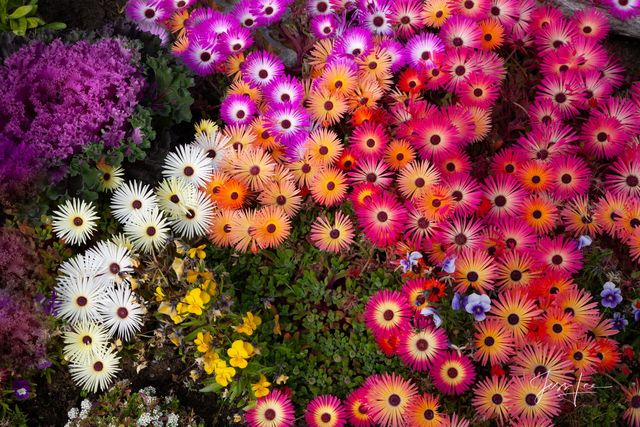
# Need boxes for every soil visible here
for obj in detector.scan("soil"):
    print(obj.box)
[38,0,125,31]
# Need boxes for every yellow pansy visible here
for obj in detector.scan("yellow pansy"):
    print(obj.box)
[186,270,200,284]
[234,312,262,336]
[180,288,210,316]
[154,286,165,302]
[203,351,219,375]
[168,332,181,347]
[252,374,271,398]
[227,340,251,369]
[158,301,184,324]
[188,244,207,259]
[215,362,236,387]
[194,331,213,353]
[201,279,217,296]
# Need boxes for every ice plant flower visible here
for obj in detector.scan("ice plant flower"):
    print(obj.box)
[600,281,623,308]
[465,293,492,321]
[52,199,99,246]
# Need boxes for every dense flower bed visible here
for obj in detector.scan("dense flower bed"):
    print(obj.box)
[2,0,640,425]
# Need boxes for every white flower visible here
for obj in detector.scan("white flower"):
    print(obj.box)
[86,241,133,286]
[111,180,158,224]
[63,321,111,364]
[162,144,213,188]
[170,190,215,239]
[80,399,92,412]
[55,276,107,325]
[67,408,79,420]
[97,286,143,341]
[69,347,120,393]
[58,254,103,280]
[155,177,197,217]
[99,164,125,192]
[137,412,152,427]
[124,207,170,254]
[52,199,99,246]
[192,130,232,170]
[166,413,179,427]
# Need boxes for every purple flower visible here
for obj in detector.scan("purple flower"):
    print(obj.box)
[452,292,464,311]
[399,251,422,274]
[465,293,491,321]
[12,379,31,400]
[612,312,628,331]
[577,235,593,249]
[442,256,456,274]
[600,281,623,309]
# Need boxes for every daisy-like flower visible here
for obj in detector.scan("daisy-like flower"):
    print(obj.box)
[209,209,237,248]
[348,159,395,189]
[63,321,111,364]
[97,163,124,192]
[230,148,276,191]
[495,250,537,289]
[245,389,295,427]
[111,180,158,224]
[307,88,348,126]
[405,393,442,427]
[431,351,476,395]
[306,127,343,166]
[344,388,373,427]
[356,191,407,248]
[403,202,438,249]
[397,160,441,200]
[490,290,542,344]
[453,250,497,293]
[310,14,338,39]
[508,375,561,422]
[220,93,258,127]
[229,209,258,253]
[258,179,302,217]
[561,195,600,237]
[242,50,285,87]
[398,326,448,371]
[265,74,305,105]
[124,207,170,254]
[404,32,444,70]
[182,36,223,76]
[193,130,232,170]
[481,175,526,220]
[535,235,583,274]
[472,376,511,424]
[58,254,103,281]
[219,25,254,56]
[86,241,133,286]
[624,383,640,427]
[163,144,213,189]
[309,167,347,207]
[253,206,291,250]
[511,343,574,384]
[458,72,500,109]
[55,276,106,325]
[603,0,640,20]
[606,153,640,199]
[440,15,482,49]
[264,103,310,147]
[384,139,416,170]
[521,194,558,235]
[52,199,99,246]
[350,122,388,161]
[333,27,373,58]
[366,373,418,427]
[436,215,484,255]
[69,347,121,393]
[550,155,591,199]
[581,115,629,160]
[412,113,461,162]
[473,318,514,366]
[309,211,355,253]
[170,190,215,239]
[390,0,425,38]
[125,0,170,25]
[364,290,412,338]
[156,177,197,217]
[305,395,346,427]
[97,286,143,342]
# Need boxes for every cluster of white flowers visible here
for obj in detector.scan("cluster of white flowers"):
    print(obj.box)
[64,399,92,427]
[55,239,142,393]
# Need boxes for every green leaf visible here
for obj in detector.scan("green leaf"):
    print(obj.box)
[9,15,26,35]
[43,21,66,30]
[25,16,42,28]
[8,4,32,19]
[199,382,223,393]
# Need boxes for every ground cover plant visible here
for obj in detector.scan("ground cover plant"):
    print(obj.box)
[1,0,640,426]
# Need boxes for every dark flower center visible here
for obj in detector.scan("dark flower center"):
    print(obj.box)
[597,132,608,142]
[94,361,104,372]
[452,37,463,47]
[184,166,195,176]
[551,254,563,265]
[170,195,180,203]
[555,93,567,103]
[484,336,495,346]
[552,323,563,333]
[467,272,479,282]
[250,166,260,176]
[474,88,483,97]
[416,338,429,351]
[302,164,311,174]
[388,394,401,406]
[626,175,639,187]
[505,164,515,173]
[117,307,129,319]
[632,395,640,408]
[377,211,389,222]
[144,8,155,19]
[373,16,384,27]
[455,65,466,76]
[415,177,426,188]
[525,393,538,406]
[508,313,519,325]
[534,365,548,376]
[264,6,274,15]
[267,224,276,233]
[77,296,88,307]
[424,409,435,420]
[532,210,542,219]
[82,335,92,345]
[574,351,583,361]
[281,119,292,129]
[258,69,269,79]
[383,309,394,321]
[454,233,467,245]
[494,195,507,207]
[319,146,329,155]
[236,110,246,119]
[276,195,286,205]
[430,135,441,145]
[73,217,84,226]
[447,367,458,378]
[264,408,276,420]
[200,51,211,62]
[109,263,120,275]
[401,16,411,24]
[492,394,503,404]
[146,226,156,236]
[366,138,376,148]
[324,101,334,111]
[326,181,336,191]
[329,229,340,239]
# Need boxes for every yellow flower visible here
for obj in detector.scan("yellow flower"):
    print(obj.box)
[201,279,217,296]
[227,340,252,369]
[154,286,165,302]
[252,374,271,398]
[234,312,262,336]
[186,270,200,284]
[168,332,181,347]
[158,301,184,324]
[203,351,219,375]
[194,331,213,353]
[180,288,210,316]
[215,361,236,387]
[188,244,207,259]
